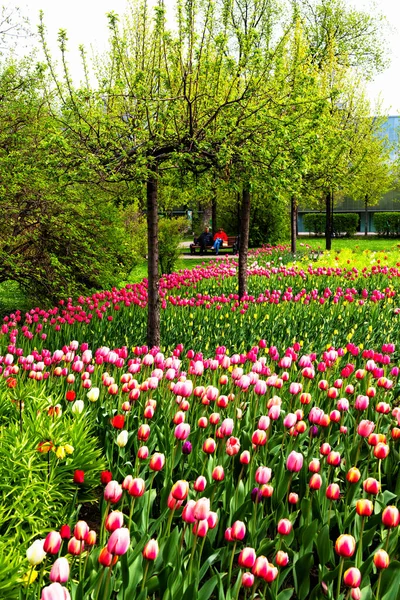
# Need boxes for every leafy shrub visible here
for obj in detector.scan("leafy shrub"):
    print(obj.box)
[158,217,189,274]
[303,213,359,236]
[373,212,400,236]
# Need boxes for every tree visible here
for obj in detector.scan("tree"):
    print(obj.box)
[0,58,132,301]
[39,0,293,342]
[292,0,388,249]
[345,118,395,235]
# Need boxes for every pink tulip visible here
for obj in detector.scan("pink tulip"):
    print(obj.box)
[277,519,292,535]
[107,528,130,555]
[49,557,70,583]
[142,539,159,560]
[105,511,124,532]
[41,583,71,600]
[255,467,272,485]
[286,451,303,472]
[231,521,246,541]
[238,547,256,568]
[357,420,375,438]
[104,481,123,504]
[43,531,62,554]
[174,423,190,440]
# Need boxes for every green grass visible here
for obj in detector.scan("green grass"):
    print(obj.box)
[297,236,400,253]
[0,281,30,317]
[126,257,214,284]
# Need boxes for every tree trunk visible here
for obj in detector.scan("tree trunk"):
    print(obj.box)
[239,184,251,299]
[325,191,332,251]
[291,196,298,254]
[364,196,368,236]
[212,187,218,236]
[146,166,160,348]
[201,203,212,229]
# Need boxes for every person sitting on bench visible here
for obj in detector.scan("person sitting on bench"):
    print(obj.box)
[191,226,213,254]
[212,228,228,255]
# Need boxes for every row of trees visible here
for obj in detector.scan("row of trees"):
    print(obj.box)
[0,0,395,345]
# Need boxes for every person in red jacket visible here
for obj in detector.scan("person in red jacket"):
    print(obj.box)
[212,228,228,255]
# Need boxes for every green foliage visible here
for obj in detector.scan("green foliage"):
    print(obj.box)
[249,195,290,246]
[158,217,188,274]
[0,59,135,303]
[373,212,400,236]
[303,212,359,236]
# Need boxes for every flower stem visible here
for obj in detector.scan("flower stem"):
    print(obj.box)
[141,560,150,591]
[227,542,237,592]
[376,570,383,600]
[336,557,344,600]
[356,516,365,567]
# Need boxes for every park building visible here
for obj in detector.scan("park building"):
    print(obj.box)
[298,115,400,235]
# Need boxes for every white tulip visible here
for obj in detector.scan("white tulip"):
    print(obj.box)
[116,430,128,448]
[26,539,46,565]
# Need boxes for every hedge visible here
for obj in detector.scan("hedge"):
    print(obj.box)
[373,212,400,236]
[303,213,359,237]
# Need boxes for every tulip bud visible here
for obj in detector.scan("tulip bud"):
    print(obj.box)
[116,430,128,448]
[335,534,356,557]
[74,521,89,541]
[355,499,373,517]
[98,547,118,567]
[104,481,123,503]
[326,483,340,501]
[194,497,210,521]
[238,547,257,568]
[343,567,361,588]
[41,583,71,600]
[363,477,380,495]
[194,476,207,492]
[105,511,124,532]
[309,474,322,490]
[382,506,400,528]
[26,539,46,566]
[149,453,165,471]
[286,451,303,472]
[142,539,159,560]
[374,549,390,569]
[231,521,246,541]
[242,572,255,587]
[49,557,70,583]
[43,531,62,555]
[277,519,292,535]
[212,466,225,481]
[107,528,130,555]
[346,467,361,483]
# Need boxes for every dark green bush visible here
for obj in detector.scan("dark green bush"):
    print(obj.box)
[373,213,400,236]
[158,217,189,274]
[303,213,359,237]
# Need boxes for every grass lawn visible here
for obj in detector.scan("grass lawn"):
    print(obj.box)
[126,257,214,284]
[297,236,400,253]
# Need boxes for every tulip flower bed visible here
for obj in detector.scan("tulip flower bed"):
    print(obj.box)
[1,245,400,353]
[1,337,400,600]
[1,246,400,599]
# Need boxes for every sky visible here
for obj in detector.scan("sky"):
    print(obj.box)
[13,0,400,114]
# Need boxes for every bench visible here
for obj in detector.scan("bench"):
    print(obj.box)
[190,235,239,255]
